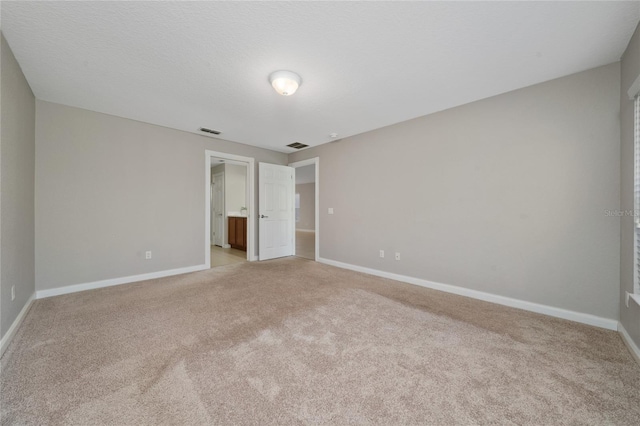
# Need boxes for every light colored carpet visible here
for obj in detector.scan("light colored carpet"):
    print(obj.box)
[2,258,639,425]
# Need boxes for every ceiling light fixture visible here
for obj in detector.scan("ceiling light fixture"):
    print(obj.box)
[269,70,301,96]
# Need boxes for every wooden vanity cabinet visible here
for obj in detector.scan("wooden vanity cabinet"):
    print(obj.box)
[228,216,247,251]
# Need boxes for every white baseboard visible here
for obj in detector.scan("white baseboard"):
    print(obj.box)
[1,292,35,358]
[296,229,315,233]
[318,257,618,331]
[618,322,640,365]
[36,264,208,299]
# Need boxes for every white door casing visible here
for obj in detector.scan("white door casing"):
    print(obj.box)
[213,172,225,247]
[259,163,295,260]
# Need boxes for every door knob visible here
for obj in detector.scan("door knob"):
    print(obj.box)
[260,215,269,218]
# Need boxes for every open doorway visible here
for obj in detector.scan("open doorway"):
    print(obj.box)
[289,158,319,261]
[205,151,256,268]
[210,157,246,267]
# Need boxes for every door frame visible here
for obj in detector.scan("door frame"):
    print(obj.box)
[288,157,320,262]
[205,150,256,266]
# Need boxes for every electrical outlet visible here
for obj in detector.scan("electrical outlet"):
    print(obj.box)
[145,251,152,260]
[11,285,15,301]
[395,252,401,261]
[379,250,385,258]
[328,208,334,215]
[626,291,631,308]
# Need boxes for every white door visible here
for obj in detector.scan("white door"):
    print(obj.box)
[213,172,225,247]
[259,163,295,260]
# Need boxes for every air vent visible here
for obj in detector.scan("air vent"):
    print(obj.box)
[287,142,309,149]
[199,127,221,135]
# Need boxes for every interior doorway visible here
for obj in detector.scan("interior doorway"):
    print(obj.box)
[212,170,225,247]
[205,151,256,268]
[289,158,319,261]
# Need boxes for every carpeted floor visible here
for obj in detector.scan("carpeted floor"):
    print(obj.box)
[2,258,639,425]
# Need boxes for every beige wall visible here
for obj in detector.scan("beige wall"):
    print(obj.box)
[620,23,640,348]
[35,101,286,291]
[1,34,36,337]
[296,183,315,231]
[290,63,621,321]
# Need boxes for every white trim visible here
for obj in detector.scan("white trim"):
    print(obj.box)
[289,157,320,261]
[292,166,296,257]
[627,291,640,307]
[318,257,618,330]
[36,264,208,299]
[628,73,640,100]
[288,158,318,168]
[205,150,256,265]
[635,96,640,296]
[296,228,315,233]
[0,293,35,358]
[618,322,640,366]
[315,158,319,261]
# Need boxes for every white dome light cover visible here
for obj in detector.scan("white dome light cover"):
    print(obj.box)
[269,70,301,96]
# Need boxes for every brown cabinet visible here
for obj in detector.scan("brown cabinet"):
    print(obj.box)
[228,216,247,251]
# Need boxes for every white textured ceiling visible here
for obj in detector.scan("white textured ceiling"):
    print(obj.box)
[2,2,639,153]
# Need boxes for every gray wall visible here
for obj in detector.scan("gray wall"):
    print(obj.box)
[36,101,286,291]
[1,34,36,337]
[296,183,315,231]
[290,63,621,321]
[620,23,640,348]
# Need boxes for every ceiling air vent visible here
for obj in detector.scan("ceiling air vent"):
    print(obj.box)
[287,142,309,149]
[199,127,221,135]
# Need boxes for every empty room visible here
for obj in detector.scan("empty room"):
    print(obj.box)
[2,1,640,424]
